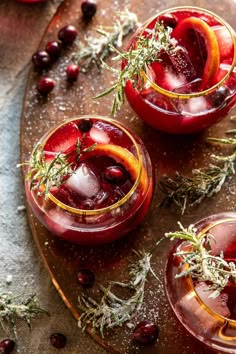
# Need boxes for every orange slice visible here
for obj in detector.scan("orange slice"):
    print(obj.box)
[174,17,220,90]
[92,144,148,192]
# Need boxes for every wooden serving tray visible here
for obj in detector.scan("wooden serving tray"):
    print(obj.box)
[20,0,236,353]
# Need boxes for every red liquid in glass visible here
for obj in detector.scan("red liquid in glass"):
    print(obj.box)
[125,8,236,134]
[25,117,153,245]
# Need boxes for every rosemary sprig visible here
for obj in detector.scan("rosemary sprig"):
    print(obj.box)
[0,293,47,338]
[78,249,159,337]
[159,151,236,214]
[22,144,74,198]
[95,21,176,114]
[165,222,236,298]
[73,9,138,72]
[19,139,97,198]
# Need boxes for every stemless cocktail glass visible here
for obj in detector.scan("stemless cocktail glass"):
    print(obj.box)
[124,7,236,134]
[24,116,153,245]
[165,213,236,353]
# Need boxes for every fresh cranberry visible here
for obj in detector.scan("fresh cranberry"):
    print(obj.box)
[45,41,61,60]
[0,339,15,354]
[37,77,55,95]
[50,333,67,349]
[103,166,127,184]
[159,13,178,28]
[132,320,159,345]
[66,64,79,81]
[58,25,78,45]
[78,118,93,132]
[32,50,51,71]
[210,86,230,107]
[77,269,95,288]
[81,0,97,21]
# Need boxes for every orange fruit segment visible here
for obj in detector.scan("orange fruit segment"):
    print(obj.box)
[92,144,148,192]
[173,17,220,90]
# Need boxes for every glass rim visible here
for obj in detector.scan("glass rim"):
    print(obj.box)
[30,115,145,216]
[139,6,236,100]
[190,216,236,324]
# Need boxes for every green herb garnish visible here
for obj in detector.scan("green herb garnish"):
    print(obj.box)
[94,21,176,114]
[165,222,236,298]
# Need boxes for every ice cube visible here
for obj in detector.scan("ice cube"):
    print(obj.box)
[169,46,197,82]
[195,281,230,318]
[213,25,233,60]
[163,70,187,91]
[65,163,100,198]
[90,126,110,144]
[178,96,208,115]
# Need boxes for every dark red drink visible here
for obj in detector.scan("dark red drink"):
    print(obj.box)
[24,116,153,245]
[125,7,236,134]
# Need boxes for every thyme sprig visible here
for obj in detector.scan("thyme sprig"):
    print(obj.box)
[159,150,236,214]
[0,293,47,338]
[95,21,176,114]
[73,9,138,72]
[78,249,159,337]
[165,222,236,298]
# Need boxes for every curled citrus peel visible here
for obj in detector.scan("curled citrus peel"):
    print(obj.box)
[93,144,148,192]
[174,17,220,90]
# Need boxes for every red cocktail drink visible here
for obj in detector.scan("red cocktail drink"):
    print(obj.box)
[125,7,236,134]
[165,213,236,352]
[24,116,153,245]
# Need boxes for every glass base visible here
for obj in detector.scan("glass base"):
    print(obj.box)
[164,212,236,353]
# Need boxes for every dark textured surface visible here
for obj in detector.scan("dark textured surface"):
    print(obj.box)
[1,0,236,353]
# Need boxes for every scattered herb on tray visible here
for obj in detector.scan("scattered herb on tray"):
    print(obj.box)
[0,293,47,338]
[78,248,160,337]
[73,9,139,72]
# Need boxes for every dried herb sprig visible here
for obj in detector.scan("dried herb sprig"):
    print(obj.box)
[73,9,138,72]
[95,21,176,114]
[78,249,159,337]
[0,293,47,338]
[165,222,236,298]
[159,151,236,214]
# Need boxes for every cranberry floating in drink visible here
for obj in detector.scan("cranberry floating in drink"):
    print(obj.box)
[165,212,236,353]
[123,7,236,134]
[24,116,153,245]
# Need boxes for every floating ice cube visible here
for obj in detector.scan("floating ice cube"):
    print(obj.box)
[90,126,110,144]
[66,163,100,198]
[163,70,187,91]
[169,46,197,82]
[195,281,230,318]
[178,96,208,115]
[212,25,233,60]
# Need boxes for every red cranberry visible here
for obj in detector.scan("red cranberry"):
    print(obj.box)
[0,339,15,354]
[80,199,95,210]
[103,166,127,184]
[58,25,78,45]
[66,64,79,81]
[132,320,159,345]
[50,333,67,349]
[77,269,95,288]
[78,118,93,132]
[210,86,230,107]
[37,77,55,95]
[32,50,51,71]
[81,0,97,21]
[159,13,178,28]
[45,41,61,60]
